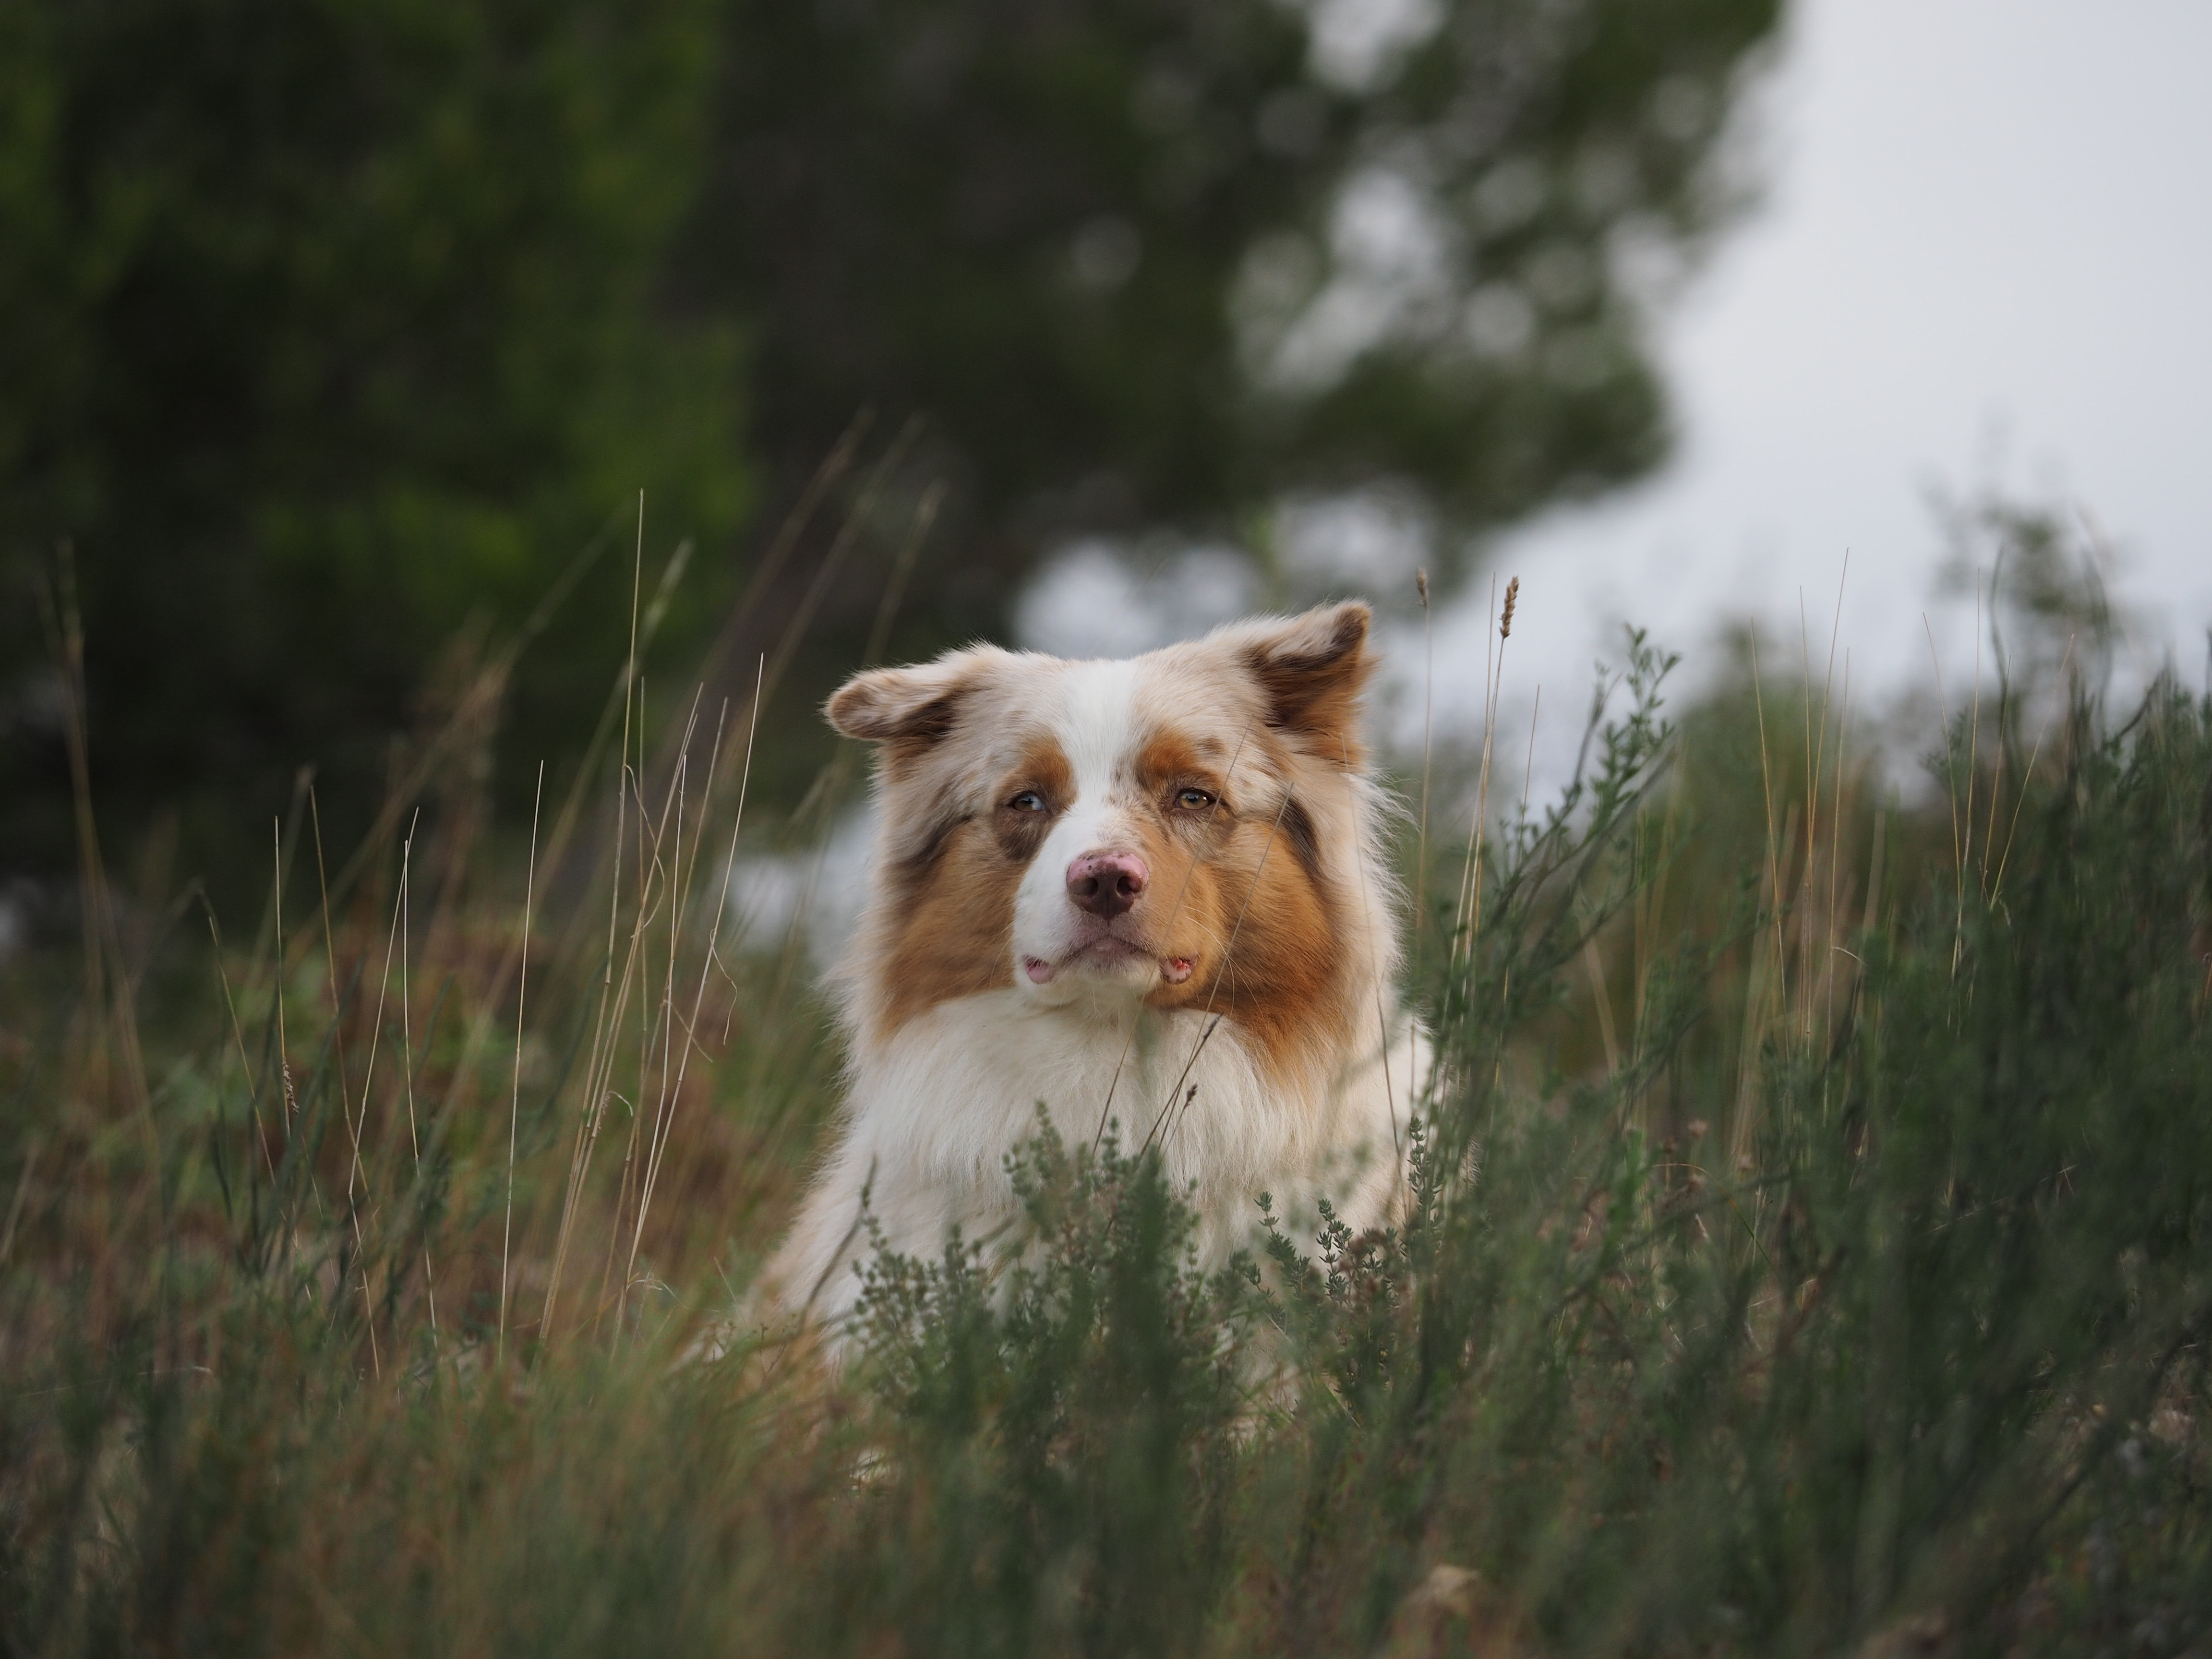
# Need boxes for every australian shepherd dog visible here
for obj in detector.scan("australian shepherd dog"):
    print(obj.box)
[757,600,1422,1347]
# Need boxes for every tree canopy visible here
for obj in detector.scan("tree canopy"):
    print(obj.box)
[695,0,1779,586]
[0,0,1782,868]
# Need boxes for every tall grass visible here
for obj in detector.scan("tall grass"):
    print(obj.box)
[3,573,2210,1656]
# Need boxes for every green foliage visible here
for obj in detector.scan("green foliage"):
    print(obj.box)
[0,0,1783,873]
[10,646,2210,1652]
[0,0,748,859]
[843,1121,1258,1657]
[692,0,1782,613]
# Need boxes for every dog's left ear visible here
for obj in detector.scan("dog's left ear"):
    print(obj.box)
[1237,601,1374,759]
[825,649,993,757]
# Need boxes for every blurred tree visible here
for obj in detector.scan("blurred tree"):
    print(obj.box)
[0,0,748,867]
[0,0,1783,879]
[684,0,1782,642]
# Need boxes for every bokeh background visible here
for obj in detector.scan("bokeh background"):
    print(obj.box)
[4,0,2207,917]
[7,12,2212,1644]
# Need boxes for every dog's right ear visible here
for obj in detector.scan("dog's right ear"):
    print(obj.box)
[1233,601,1374,760]
[824,652,987,752]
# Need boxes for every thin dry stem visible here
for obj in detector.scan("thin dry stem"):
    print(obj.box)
[625,664,764,1305]
[501,761,546,1360]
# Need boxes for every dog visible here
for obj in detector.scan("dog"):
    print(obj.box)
[757,600,1422,1350]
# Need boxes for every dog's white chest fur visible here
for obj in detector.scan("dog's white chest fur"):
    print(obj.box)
[770,988,1416,1329]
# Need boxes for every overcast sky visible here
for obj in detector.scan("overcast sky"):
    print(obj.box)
[1411,0,2212,748]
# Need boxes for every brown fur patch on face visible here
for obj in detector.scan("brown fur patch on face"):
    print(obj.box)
[1132,731,1227,801]
[1130,725,1347,1078]
[1277,793,1324,886]
[874,733,1073,1034]
[990,735,1074,863]
[876,821,1017,1032]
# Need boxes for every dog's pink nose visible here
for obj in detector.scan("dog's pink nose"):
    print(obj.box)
[1066,850,1148,918]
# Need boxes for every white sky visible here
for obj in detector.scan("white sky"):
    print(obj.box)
[1413,0,2212,749]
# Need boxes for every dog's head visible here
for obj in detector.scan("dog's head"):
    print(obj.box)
[827,601,1385,1069]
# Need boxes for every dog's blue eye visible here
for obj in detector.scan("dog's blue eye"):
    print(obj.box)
[1177,788,1215,810]
[1009,790,1046,812]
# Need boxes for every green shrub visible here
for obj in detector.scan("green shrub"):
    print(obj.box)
[3,633,2209,1655]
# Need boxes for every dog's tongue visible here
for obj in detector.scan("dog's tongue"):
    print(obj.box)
[1024,957,1055,984]
[1162,956,1195,985]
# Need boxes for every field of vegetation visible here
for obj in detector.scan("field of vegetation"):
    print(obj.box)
[4,532,2210,1657]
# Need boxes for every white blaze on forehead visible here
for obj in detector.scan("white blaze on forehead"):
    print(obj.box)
[1011,658,1148,989]
[1052,657,1145,802]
